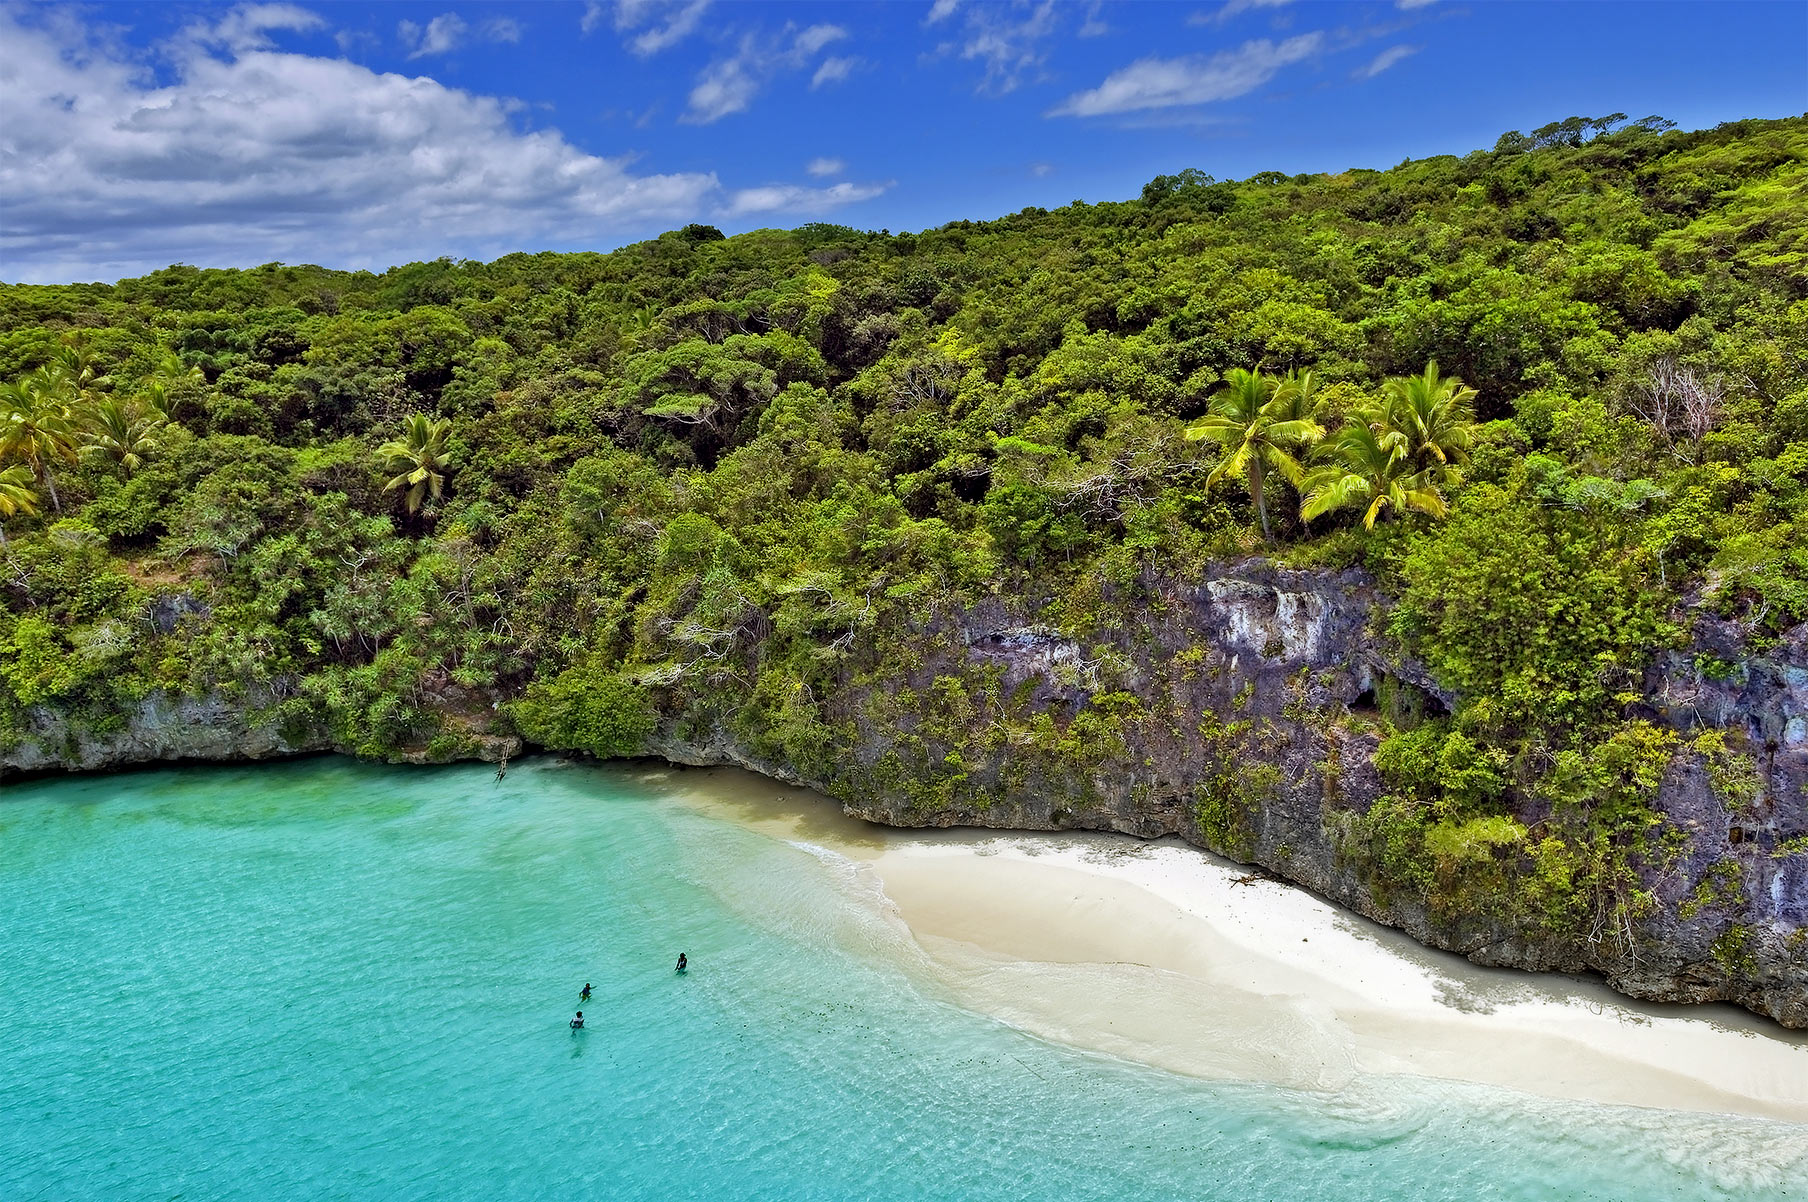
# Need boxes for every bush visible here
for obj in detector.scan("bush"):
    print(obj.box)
[513,661,657,758]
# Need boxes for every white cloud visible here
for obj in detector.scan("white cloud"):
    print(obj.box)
[335,28,380,56]
[607,0,711,56]
[926,0,961,25]
[189,3,324,52]
[1397,0,1440,8]
[399,14,467,59]
[685,56,760,123]
[793,24,847,57]
[683,24,849,123]
[1078,0,1109,39]
[936,0,1060,94]
[806,157,846,177]
[811,55,857,89]
[1191,0,1295,25]
[399,13,520,57]
[1355,44,1417,79]
[1049,33,1321,117]
[0,5,727,282]
[725,181,891,218]
[481,18,522,45]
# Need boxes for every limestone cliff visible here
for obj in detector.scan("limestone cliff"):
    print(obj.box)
[648,563,1808,1029]
[2,686,518,775]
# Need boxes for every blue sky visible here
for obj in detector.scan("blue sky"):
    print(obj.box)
[2,0,1804,284]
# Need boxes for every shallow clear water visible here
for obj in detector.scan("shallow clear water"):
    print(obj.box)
[2,757,1802,1201]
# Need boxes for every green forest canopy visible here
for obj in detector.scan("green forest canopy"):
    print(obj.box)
[3,112,1805,786]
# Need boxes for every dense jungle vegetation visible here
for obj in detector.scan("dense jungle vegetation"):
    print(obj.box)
[4,114,1805,946]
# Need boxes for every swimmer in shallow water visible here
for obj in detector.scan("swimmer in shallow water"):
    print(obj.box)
[579,983,591,1002]
[675,953,687,973]
[570,1011,584,1030]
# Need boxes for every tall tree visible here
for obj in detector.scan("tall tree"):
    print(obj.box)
[1300,362,1476,529]
[82,397,166,476]
[1186,368,1324,543]
[1375,361,1478,475]
[376,414,455,514]
[1300,421,1451,530]
[1268,369,1321,426]
[143,349,205,420]
[0,370,81,512]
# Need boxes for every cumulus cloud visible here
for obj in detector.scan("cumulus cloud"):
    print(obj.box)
[1049,33,1321,117]
[603,0,712,56]
[0,5,729,282]
[683,24,847,123]
[725,180,891,218]
[806,157,845,177]
[1355,44,1417,79]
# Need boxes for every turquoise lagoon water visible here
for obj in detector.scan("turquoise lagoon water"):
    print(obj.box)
[2,758,1803,1202]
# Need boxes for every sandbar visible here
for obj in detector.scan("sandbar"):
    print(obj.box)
[649,765,1808,1123]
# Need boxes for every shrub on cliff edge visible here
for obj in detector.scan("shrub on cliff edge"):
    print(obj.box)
[512,660,656,759]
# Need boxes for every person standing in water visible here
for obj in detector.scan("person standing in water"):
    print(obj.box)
[675,953,687,973]
[570,1011,584,1029]
[579,983,591,1002]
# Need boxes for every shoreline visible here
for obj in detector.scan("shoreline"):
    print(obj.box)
[654,765,1808,1124]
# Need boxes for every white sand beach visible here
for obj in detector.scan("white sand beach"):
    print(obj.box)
[655,767,1808,1123]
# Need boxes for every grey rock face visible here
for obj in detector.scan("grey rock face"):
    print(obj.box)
[649,564,1808,1029]
[2,689,519,776]
[1638,617,1808,1026]
[2,689,316,773]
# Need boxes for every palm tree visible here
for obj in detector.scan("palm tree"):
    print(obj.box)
[1186,368,1324,543]
[0,370,81,512]
[82,397,166,476]
[377,414,455,514]
[1376,361,1478,475]
[1300,421,1451,530]
[1299,361,1478,530]
[142,350,204,421]
[51,339,104,399]
[149,349,205,388]
[1268,369,1321,425]
[0,464,38,546]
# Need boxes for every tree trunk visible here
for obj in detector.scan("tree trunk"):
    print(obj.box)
[1250,456,1272,543]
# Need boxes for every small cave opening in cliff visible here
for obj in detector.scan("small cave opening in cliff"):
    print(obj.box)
[1358,675,1449,726]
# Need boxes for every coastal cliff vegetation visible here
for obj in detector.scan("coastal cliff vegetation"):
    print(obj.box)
[4,114,1807,1009]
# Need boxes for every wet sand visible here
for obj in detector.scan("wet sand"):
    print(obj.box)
[645,765,1808,1123]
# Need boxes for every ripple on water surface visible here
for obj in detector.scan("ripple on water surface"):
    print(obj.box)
[1,758,1803,1201]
